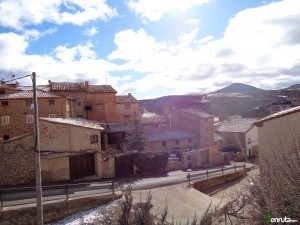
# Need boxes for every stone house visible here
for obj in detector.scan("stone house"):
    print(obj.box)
[254,106,300,172]
[116,93,140,123]
[215,118,257,154]
[147,129,198,153]
[172,108,215,148]
[141,112,170,133]
[0,90,72,140]
[48,81,139,123]
[39,118,114,181]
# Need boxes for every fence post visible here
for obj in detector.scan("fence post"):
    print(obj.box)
[206,170,209,180]
[112,181,115,201]
[244,164,246,170]
[234,164,236,172]
[222,167,224,176]
[187,173,191,188]
[66,184,69,201]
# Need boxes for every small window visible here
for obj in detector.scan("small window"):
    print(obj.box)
[162,141,167,147]
[1,101,8,107]
[90,135,98,144]
[77,115,83,118]
[3,134,10,141]
[49,100,55,105]
[96,104,104,111]
[49,114,56,118]
[26,100,33,107]
[26,115,34,123]
[124,103,131,109]
[124,115,131,122]
[1,116,9,125]
[78,102,81,106]
[175,139,180,145]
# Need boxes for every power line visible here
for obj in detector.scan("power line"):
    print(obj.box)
[1,74,32,83]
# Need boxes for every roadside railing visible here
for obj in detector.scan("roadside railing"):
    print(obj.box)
[0,181,114,209]
[186,164,246,188]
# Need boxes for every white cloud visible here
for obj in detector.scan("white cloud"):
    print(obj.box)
[111,0,300,97]
[0,0,117,30]
[84,27,98,37]
[127,0,211,22]
[22,28,58,41]
[0,32,117,86]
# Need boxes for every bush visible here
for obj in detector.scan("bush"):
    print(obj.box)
[133,152,169,173]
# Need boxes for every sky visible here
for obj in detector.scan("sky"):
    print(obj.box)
[0,0,300,99]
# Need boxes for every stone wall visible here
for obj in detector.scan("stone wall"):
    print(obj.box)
[165,161,186,172]
[0,192,122,225]
[0,133,35,186]
[0,98,68,139]
[192,170,247,191]
[100,157,115,178]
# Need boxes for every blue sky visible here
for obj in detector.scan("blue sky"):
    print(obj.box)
[0,0,300,99]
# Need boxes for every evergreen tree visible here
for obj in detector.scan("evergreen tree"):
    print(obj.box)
[123,119,147,152]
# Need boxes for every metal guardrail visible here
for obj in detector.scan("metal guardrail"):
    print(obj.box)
[186,164,246,188]
[0,181,114,209]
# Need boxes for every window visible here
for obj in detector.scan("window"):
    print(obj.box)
[26,100,33,107]
[175,139,180,145]
[49,114,56,118]
[1,101,8,107]
[90,135,98,144]
[124,115,131,122]
[3,134,10,141]
[162,141,167,147]
[26,115,34,123]
[96,103,104,111]
[78,102,81,106]
[49,100,55,105]
[124,103,131,109]
[1,116,9,125]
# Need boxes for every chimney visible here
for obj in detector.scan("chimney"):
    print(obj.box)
[128,93,131,96]
[84,81,89,92]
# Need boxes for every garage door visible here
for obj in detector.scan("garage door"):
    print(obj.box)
[69,154,95,180]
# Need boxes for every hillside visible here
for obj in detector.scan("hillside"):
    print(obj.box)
[213,83,263,93]
[286,84,300,89]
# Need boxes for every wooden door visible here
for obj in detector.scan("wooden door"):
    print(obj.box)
[69,154,95,180]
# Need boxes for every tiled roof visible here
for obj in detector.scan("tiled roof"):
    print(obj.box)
[216,118,257,133]
[106,123,132,133]
[180,108,214,118]
[50,82,86,91]
[88,85,116,93]
[254,106,300,127]
[40,118,104,130]
[19,85,51,92]
[141,113,168,124]
[214,132,224,141]
[0,90,64,100]
[116,94,138,103]
[147,129,197,142]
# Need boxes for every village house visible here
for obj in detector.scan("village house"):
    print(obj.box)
[39,117,115,181]
[116,93,140,122]
[215,117,257,156]
[254,106,300,172]
[0,90,72,140]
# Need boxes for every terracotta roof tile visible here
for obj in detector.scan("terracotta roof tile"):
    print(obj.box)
[147,129,197,142]
[141,113,168,124]
[40,118,104,130]
[106,123,132,133]
[50,82,85,91]
[116,94,138,103]
[0,90,64,100]
[181,108,214,118]
[216,118,257,133]
[254,106,300,127]
[88,85,116,93]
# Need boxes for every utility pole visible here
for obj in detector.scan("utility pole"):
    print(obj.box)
[32,72,44,225]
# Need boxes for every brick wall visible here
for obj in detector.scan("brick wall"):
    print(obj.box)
[0,133,35,186]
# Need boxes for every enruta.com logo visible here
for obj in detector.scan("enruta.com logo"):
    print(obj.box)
[266,213,298,223]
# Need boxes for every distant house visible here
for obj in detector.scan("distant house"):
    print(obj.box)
[254,106,300,171]
[147,129,198,153]
[39,118,114,181]
[141,111,170,133]
[116,93,140,123]
[0,90,72,140]
[215,118,258,156]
